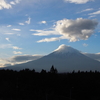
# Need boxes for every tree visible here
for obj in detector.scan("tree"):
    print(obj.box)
[54,68,58,74]
[41,69,46,74]
[50,65,58,74]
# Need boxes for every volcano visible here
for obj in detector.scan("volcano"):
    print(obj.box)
[3,44,100,72]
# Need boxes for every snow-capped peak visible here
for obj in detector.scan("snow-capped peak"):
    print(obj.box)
[54,44,80,54]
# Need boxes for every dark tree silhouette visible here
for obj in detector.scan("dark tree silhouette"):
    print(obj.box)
[50,65,58,73]
[0,68,100,100]
[54,68,58,74]
[41,69,46,73]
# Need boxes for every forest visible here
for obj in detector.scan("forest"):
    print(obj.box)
[0,66,100,100]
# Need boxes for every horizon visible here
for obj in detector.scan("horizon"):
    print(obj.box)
[0,0,100,67]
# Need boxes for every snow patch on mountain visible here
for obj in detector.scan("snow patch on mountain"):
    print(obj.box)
[53,44,80,54]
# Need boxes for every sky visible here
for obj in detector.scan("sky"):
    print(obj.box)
[0,0,100,67]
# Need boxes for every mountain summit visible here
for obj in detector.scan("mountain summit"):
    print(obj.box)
[54,44,80,54]
[3,44,100,72]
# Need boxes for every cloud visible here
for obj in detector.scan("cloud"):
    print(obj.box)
[7,55,43,62]
[19,23,24,25]
[37,36,66,43]
[10,1,16,5]
[0,44,12,49]
[0,44,22,50]
[89,10,100,15]
[0,63,5,68]
[83,43,88,47]
[89,15,96,18]
[15,0,21,4]
[12,28,21,31]
[77,8,93,13]
[37,37,60,43]
[4,33,14,35]
[35,18,98,43]
[55,18,98,42]
[36,18,98,43]
[13,51,22,54]
[0,0,21,10]
[12,46,22,50]
[17,34,21,36]
[84,53,100,62]
[39,21,47,24]
[3,63,12,67]
[7,25,12,27]
[82,8,93,12]
[0,0,12,10]
[5,38,10,42]
[31,29,59,36]
[25,17,31,24]
[64,0,93,4]
[0,54,43,67]
[0,25,15,36]
[10,0,21,5]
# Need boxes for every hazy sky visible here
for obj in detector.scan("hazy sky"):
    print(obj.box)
[0,0,100,67]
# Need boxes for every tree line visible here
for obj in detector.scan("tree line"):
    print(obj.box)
[0,66,100,100]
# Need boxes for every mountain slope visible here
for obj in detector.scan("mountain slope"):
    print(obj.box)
[84,53,100,62]
[3,44,100,72]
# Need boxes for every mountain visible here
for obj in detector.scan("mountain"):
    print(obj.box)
[3,44,100,72]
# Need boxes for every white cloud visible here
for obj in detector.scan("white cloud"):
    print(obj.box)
[64,0,93,4]
[12,46,22,50]
[19,23,24,25]
[89,10,100,15]
[37,37,60,43]
[55,18,98,42]
[84,53,100,62]
[0,44,22,50]
[13,51,22,54]
[0,0,21,10]
[82,8,93,12]
[10,1,16,5]
[37,36,66,43]
[31,29,59,36]
[0,63,5,67]
[39,21,47,24]
[12,28,21,31]
[0,44,12,49]
[89,15,96,18]
[77,8,93,13]
[4,33,14,35]
[0,0,12,10]
[7,55,43,63]
[10,0,21,5]
[25,17,31,24]
[7,25,12,27]
[83,43,88,47]
[15,0,21,4]
[17,34,21,36]
[30,29,36,31]
[5,38,10,42]
[0,54,43,67]
[36,18,98,43]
